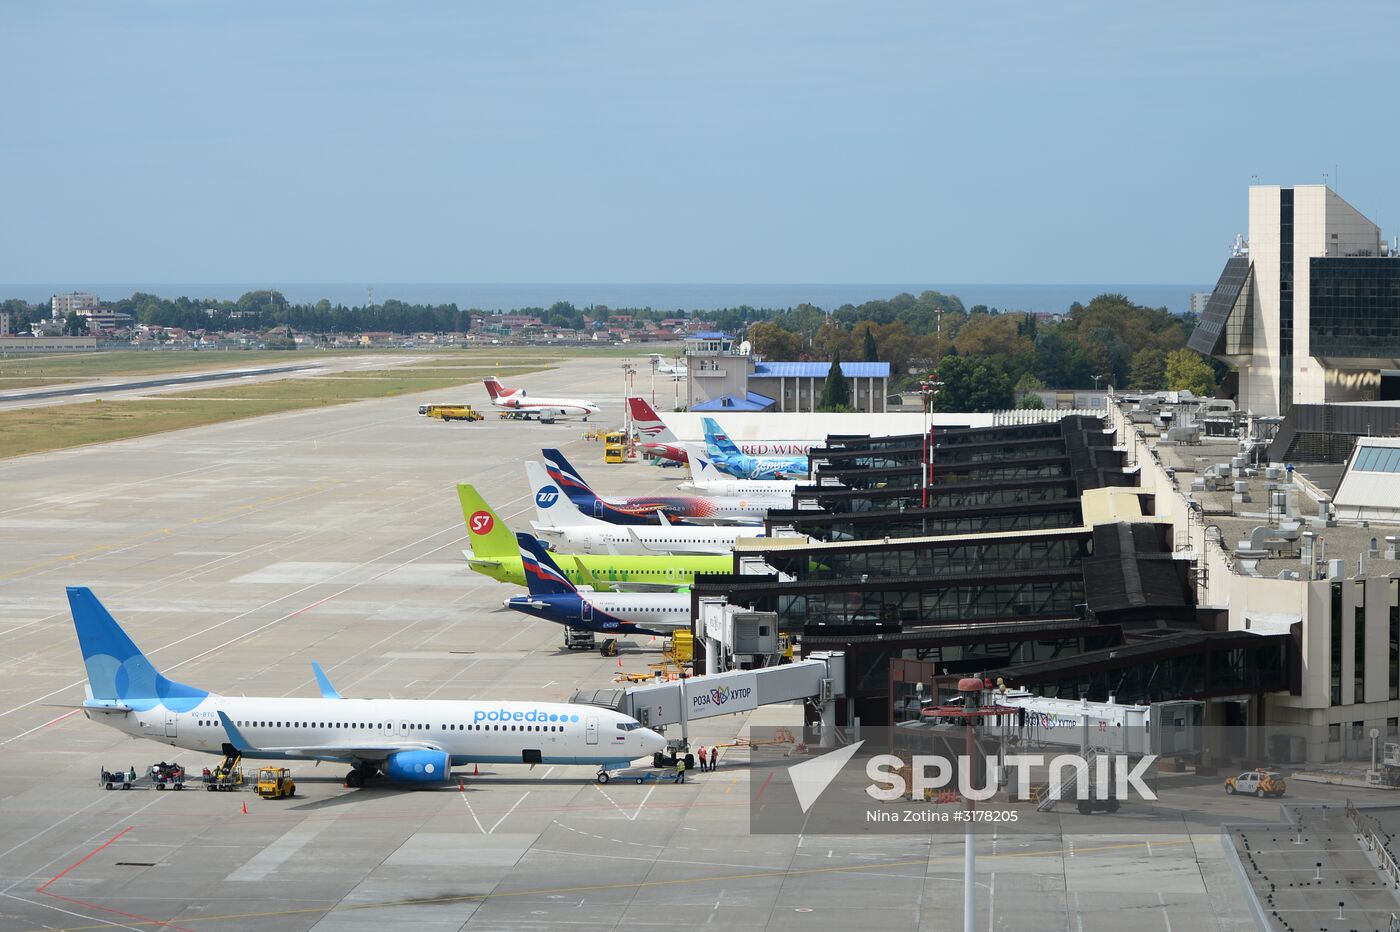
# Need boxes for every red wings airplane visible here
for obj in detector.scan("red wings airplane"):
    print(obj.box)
[485,376,600,421]
[626,397,816,462]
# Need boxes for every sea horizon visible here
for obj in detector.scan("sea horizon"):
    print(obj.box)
[0,282,1212,315]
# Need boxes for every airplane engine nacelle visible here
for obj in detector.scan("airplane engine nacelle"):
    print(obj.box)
[384,749,451,783]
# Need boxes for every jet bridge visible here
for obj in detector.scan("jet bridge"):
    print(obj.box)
[571,653,845,746]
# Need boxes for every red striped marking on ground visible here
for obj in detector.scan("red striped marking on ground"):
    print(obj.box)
[36,825,197,931]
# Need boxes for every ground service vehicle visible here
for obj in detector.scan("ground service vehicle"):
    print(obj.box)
[204,756,244,791]
[100,768,136,790]
[563,628,596,650]
[429,405,483,422]
[418,403,469,416]
[1224,770,1286,797]
[604,430,627,463]
[257,767,296,799]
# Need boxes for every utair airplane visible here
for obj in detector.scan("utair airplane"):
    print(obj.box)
[648,354,687,379]
[504,533,692,635]
[64,587,666,787]
[703,417,809,480]
[677,443,804,499]
[524,460,765,555]
[483,376,600,421]
[626,397,817,463]
[542,448,785,526]
[457,483,730,589]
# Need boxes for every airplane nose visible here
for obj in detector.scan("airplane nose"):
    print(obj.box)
[641,728,667,754]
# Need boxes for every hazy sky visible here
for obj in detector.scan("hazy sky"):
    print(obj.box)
[4,2,1398,285]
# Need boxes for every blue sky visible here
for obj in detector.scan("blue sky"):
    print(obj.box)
[3,2,1398,285]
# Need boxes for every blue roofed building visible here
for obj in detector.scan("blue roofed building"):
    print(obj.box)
[684,331,890,412]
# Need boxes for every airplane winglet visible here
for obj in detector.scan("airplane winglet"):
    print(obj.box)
[311,662,342,700]
[217,711,256,754]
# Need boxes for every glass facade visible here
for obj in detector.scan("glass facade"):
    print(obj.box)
[762,534,1091,583]
[801,479,1080,515]
[1309,258,1400,359]
[773,577,1084,628]
[1331,581,1343,705]
[775,505,1082,543]
[1355,581,1366,704]
[1188,255,1253,356]
[1279,188,1294,414]
[1391,579,1399,701]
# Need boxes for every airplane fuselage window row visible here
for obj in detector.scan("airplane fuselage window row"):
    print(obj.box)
[197,721,572,732]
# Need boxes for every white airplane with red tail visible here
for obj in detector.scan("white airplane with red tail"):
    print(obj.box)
[485,377,600,421]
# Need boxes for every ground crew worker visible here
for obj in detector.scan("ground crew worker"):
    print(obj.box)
[697,746,707,771]
[709,747,719,771]
[676,756,686,784]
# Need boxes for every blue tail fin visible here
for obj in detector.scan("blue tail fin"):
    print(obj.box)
[516,532,579,595]
[66,587,208,712]
[541,448,601,508]
[702,418,742,456]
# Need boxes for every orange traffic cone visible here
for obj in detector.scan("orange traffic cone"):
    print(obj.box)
[458,778,465,791]
[473,763,479,776]
[241,800,248,815]
[617,657,622,667]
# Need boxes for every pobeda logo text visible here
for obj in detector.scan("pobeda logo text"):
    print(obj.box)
[864,754,1158,802]
[473,708,578,724]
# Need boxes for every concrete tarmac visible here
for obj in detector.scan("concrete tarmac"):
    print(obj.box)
[0,354,1382,931]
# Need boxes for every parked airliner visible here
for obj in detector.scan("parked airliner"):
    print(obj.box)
[503,534,692,635]
[542,448,784,525]
[677,444,805,498]
[484,376,600,421]
[66,587,665,786]
[525,461,764,555]
[648,354,687,378]
[627,397,816,458]
[703,418,809,480]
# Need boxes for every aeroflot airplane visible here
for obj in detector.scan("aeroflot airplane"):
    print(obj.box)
[627,397,816,459]
[484,376,600,421]
[542,448,783,526]
[524,461,765,555]
[504,534,692,635]
[65,587,665,786]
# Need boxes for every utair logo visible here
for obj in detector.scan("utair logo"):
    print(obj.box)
[535,485,561,508]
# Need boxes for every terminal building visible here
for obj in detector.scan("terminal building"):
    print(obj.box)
[684,331,890,413]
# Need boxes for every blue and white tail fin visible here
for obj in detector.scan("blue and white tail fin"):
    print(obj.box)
[526,460,609,527]
[66,587,208,711]
[682,443,728,482]
[541,448,602,508]
[702,418,743,456]
[516,532,579,595]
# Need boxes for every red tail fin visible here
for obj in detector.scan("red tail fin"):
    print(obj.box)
[483,377,503,400]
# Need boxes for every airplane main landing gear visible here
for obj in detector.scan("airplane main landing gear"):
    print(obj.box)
[596,769,611,784]
[345,765,379,788]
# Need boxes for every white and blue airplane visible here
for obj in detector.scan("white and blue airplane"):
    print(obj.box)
[525,461,766,556]
[503,533,692,635]
[702,418,809,481]
[65,587,666,786]
[678,444,805,498]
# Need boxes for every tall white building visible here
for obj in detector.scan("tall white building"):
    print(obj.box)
[1190,185,1396,416]
[51,292,98,320]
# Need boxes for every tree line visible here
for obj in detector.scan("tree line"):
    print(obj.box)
[743,290,1219,408]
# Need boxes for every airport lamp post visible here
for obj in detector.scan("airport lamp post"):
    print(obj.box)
[926,678,1012,932]
[919,375,943,509]
[621,363,636,435]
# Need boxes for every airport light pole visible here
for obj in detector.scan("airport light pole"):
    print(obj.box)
[919,374,943,509]
[621,363,636,436]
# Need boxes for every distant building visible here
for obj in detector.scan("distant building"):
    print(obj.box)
[1188,292,1211,315]
[51,292,98,320]
[684,332,889,412]
[0,310,10,336]
[0,335,97,352]
[77,308,134,333]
